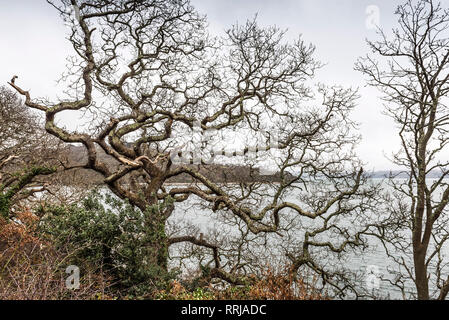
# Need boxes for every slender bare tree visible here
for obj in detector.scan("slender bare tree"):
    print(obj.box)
[357,0,449,300]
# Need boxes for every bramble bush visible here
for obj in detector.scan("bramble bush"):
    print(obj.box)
[0,210,112,300]
[157,268,327,300]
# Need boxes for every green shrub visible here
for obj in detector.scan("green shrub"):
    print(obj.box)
[38,191,176,298]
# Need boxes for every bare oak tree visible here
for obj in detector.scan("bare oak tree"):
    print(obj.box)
[357,0,449,300]
[9,0,375,296]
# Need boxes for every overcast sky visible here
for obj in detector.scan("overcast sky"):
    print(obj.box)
[0,0,412,170]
